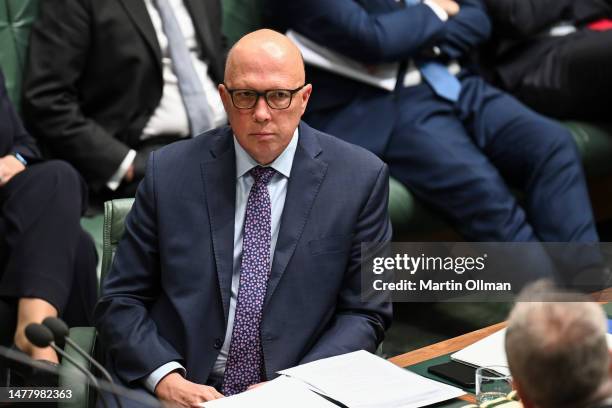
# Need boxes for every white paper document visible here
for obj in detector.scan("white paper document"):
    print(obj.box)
[450,328,509,368]
[287,30,399,91]
[279,350,465,408]
[201,376,337,408]
[451,328,612,369]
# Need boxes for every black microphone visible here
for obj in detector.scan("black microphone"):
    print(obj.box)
[24,323,54,349]
[0,344,161,407]
[43,317,115,385]
[25,323,109,408]
[43,317,123,408]
[42,317,66,349]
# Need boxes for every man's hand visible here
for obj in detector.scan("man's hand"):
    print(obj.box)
[124,164,135,183]
[155,372,224,407]
[0,155,26,187]
[246,381,268,391]
[429,0,460,16]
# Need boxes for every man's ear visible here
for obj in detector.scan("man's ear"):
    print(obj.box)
[300,83,313,113]
[218,83,226,99]
[218,83,231,112]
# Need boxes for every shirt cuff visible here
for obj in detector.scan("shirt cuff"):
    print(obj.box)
[144,361,186,393]
[423,0,449,21]
[106,149,137,191]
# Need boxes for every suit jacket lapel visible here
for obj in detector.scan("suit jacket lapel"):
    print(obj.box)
[118,0,162,74]
[183,0,217,64]
[201,129,236,321]
[265,123,328,306]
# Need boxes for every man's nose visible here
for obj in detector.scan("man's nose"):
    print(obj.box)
[252,96,271,122]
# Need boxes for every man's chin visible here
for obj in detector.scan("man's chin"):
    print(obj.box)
[251,146,283,165]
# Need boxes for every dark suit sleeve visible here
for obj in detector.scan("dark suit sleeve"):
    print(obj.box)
[267,0,446,64]
[437,0,491,59]
[0,71,40,160]
[94,152,183,385]
[22,0,131,184]
[483,0,574,38]
[299,163,393,364]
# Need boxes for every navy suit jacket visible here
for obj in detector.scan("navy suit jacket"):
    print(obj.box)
[94,122,392,389]
[264,0,492,155]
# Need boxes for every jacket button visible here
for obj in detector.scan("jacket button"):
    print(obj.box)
[213,338,223,349]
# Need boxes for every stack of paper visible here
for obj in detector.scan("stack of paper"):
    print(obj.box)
[204,350,464,407]
[451,329,509,368]
[279,350,465,408]
[201,376,337,408]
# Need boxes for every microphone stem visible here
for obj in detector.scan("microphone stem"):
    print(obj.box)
[63,337,124,408]
[64,337,114,385]
[50,343,109,408]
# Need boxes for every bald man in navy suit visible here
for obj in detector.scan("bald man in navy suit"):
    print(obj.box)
[95,30,392,407]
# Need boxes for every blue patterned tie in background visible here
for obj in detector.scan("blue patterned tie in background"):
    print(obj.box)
[404,0,462,102]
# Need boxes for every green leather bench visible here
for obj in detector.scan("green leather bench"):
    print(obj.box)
[3,0,612,242]
[55,199,133,408]
[0,0,36,110]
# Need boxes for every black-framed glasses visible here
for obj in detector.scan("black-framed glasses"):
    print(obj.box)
[223,84,306,110]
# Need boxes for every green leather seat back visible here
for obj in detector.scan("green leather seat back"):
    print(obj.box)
[565,121,612,178]
[0,0,39,108]
[102,199,135,285]
[58,327,97,408]
[222,0,263,46]
[389,177,450,237]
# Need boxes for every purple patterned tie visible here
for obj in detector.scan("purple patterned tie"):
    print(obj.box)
[221,166,276,395]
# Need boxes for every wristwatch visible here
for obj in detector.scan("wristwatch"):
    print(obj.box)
[12,152,28,167]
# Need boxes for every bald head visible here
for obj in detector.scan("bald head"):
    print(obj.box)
[218,29,312,166]
[224,29,305,87]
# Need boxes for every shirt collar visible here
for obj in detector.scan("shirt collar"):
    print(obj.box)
[234,127,299,180]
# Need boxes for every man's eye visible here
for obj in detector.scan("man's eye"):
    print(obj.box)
[268,91,290,99]
[235,91,256,98]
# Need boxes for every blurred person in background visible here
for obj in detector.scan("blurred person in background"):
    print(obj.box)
[22,0,227,204]
[263,0,601,288]
[480,0,612,120]
[0,69,97,384]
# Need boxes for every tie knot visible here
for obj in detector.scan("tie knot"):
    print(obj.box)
[250,166,276,185]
